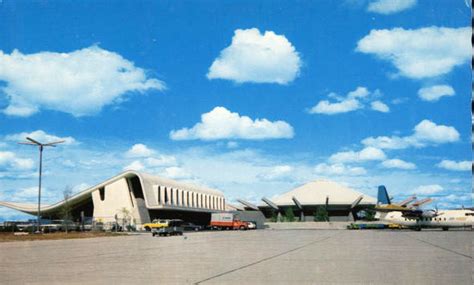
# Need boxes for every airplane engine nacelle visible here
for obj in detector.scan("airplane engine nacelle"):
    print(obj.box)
[402,210,423,218]
[421,210,437,218]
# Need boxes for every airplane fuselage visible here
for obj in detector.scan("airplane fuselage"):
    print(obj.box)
[377,210,474,230]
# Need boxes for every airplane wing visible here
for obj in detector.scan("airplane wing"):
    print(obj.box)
[396,195,417,207]
[411,198,433,207]
[375,204,413,212]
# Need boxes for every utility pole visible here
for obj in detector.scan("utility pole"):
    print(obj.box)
[18,137,64,233]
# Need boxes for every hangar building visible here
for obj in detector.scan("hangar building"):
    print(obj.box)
[238,179,376,222]
[0,171,226,228]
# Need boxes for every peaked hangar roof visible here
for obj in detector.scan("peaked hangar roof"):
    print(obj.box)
[266,179,376,207]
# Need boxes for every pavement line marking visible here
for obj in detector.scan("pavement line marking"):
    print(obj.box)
[404,234,472,260]
[194,233,338,284]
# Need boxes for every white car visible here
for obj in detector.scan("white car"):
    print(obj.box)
[247,222,256,230]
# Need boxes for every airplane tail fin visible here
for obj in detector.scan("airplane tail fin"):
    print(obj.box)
[377,185,391,205]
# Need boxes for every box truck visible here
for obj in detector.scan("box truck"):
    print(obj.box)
[210,213,249,230]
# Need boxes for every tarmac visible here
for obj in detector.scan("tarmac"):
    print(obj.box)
[0,229,472,284]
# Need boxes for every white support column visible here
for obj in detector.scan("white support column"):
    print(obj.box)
[159,186,164,205]
[153,185,159,205]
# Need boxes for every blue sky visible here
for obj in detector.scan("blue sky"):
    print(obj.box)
[0,0,472,220]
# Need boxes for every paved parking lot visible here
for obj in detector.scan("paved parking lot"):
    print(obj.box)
[0,229,472,284]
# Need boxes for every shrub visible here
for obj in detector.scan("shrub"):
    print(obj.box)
[314,207,329,222]
[360,210,376,221]
[270,211,278,222]
[284,208,295,222]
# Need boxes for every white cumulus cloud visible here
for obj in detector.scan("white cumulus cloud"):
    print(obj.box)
[381,159,416,170]
[356,27,470,79]
[170,106,294,140]
[309,87,389,115]
[362,120,459,149]
[362,136,412,150]
[123,160,145,171]
[418,85,455,102]
[160,166,193,180]
[258,165,294,181]
[126,144,154,158]
[436,160,471,171]
[0,151,35,171]
[413,184,443,195]
[5,130,76,145]
[314,163,366,176]
[310,98,362,115]
[0,46,165,117]
[329,147,386,163]
[7,186,58,204]
[207,28,301,84]
[412,120,459,144]
[144,156,177,167]
[123,144,177,172]
[367,0,417,15]
[370,101,390,113]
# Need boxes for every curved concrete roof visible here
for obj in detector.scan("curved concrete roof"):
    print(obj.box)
[265,179,376,206]
[138,172,223,196]
[0,170,223,216]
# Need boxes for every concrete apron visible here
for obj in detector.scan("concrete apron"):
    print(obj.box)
[265,221,349,230]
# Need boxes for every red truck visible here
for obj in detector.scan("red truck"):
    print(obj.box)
[210,213,249,230]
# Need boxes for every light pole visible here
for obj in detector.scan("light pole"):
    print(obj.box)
[18,137,64,233]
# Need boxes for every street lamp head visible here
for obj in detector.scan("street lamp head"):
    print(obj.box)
[19,138,65,147]
[18,137,66,149]
[26,137,42,145]
[18,142,37,145]
[43,140,66,147]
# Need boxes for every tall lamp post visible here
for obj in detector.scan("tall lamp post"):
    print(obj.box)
[18,137,64,233]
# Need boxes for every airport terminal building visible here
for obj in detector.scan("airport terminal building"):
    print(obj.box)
[0,171,226,228]
[0,172,376,227]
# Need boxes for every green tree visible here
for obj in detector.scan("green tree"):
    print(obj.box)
[284,207,295,222]
[314,207,329,222]
[118,207,131,231]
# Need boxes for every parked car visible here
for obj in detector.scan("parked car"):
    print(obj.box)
[16,222,35,232]
[182,222,203,232]
[47,220,79,232]
[143,219,169,231]
[152,219,184,237]
[247,222,256,230]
